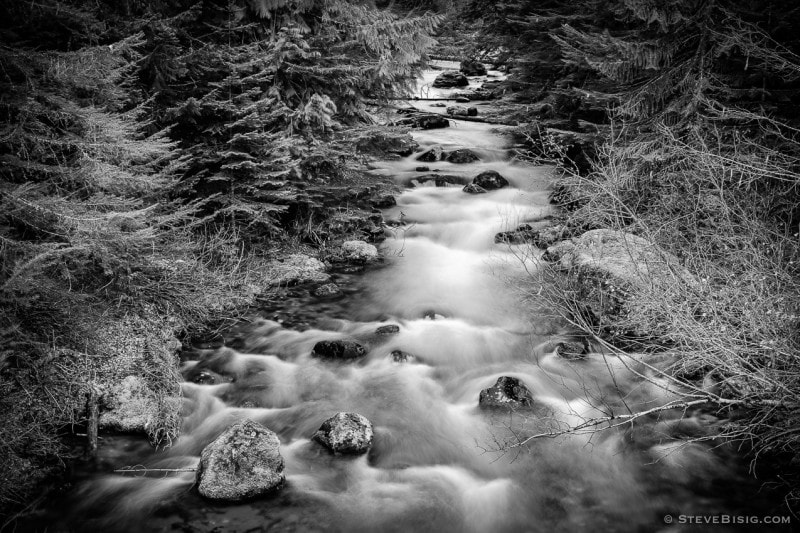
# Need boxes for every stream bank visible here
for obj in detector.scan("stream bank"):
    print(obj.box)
[14,61,794,533]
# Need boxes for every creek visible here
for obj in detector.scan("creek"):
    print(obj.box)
[29,63,779,533]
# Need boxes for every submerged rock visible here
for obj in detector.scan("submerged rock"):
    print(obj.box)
[460,58,487,76]
[479,376,534,410]
[341,240,379,263]
[432,71,468,88]
[196,419,284,501]
[446,149,481,164]
[472,170,509,190]
[313,412,374,454]
[462,183,487,194]
[312,339,368,360]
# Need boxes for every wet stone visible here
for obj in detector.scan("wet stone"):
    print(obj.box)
[472,170,509,190]
[196,419,285,502]
[391,350,414,363]
[313,412,374,454]
[432,71,468,88]
[416,146,444,162]
[446,149,481,164]
[463,183,487,194]
[312,340,368,360]
[479,376,534,410]
[376,324,400,335]
[556,340,589,359]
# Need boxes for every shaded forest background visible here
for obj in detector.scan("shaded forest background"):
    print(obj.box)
[3,0,800,523]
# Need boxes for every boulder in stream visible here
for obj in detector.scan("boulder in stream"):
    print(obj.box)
[446,105,478,117]
[446,149,481,164]
[479,376,534,410]
[472,170,509,190]
[460,58,487,76]
[413,174,466,187]
[432,71,468,88]
[196,419,285,501]
[313,412,374,454]
[376,324,400,335]
[394,113,450,130]
[312,339,368,360]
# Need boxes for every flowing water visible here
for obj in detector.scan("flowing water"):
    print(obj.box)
[29,64,787,532]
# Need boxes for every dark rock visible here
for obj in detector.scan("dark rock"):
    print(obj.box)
[376,324,400,335]
[413,174,467,188]
[371,194,396,209]
[467,107,478,116]
[312,283,341,298]
[312,412,373,454]
[312,340,367,360]
[494,224,563,247]
[432,71,469,88]
[394,113,450,130]
[422,310,446,320]
[446,149,481,164]
[460,58,487,76]
[472,170,509,190]
[462,183,487,194]
[415,166,430,172]
[556,340,588,359]
[391,350,414,363]
[454,90,494,101]
[416,146,444,162]
[478,376,534,410]
[446,105,469,116]
[196,419,284,501]
[430,102,446,107]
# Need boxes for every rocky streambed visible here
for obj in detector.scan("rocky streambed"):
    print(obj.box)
[24,61,788,533]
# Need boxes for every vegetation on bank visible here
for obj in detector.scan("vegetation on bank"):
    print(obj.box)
[0,0,439,519]
[458,0,800,510]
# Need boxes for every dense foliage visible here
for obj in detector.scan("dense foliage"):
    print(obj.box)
[0,0,439,517]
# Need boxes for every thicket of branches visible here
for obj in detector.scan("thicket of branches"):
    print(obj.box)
[466,0,800,508]
[0,0,440,517]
